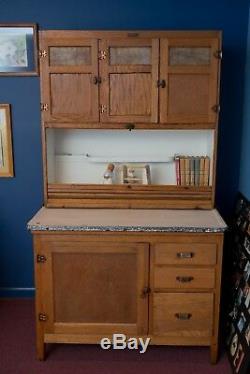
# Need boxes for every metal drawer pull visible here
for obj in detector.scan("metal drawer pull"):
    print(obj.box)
[175,313,192,320]
[176,276,194,283]
[177,252,194,259]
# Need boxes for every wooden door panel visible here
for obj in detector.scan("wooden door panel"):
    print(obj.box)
[39,31,99,123]
[160,37,220,124]
[53,252,137,323]
[168,74,210,120]
[50,74,93,117]
[100,38,159,123]
[39,240,149,336]
[110,73,151,116]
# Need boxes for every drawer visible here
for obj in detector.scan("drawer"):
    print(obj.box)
[154,243,217,266]
[154,267,215,290]
[152,293,213,337]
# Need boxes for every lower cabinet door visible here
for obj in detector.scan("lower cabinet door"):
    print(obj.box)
[38,239,149,337]
[152,293,213,337]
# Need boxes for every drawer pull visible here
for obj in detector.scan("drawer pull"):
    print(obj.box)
[176,276,194,283]
[175,313,192,320]
[177,252,194,259]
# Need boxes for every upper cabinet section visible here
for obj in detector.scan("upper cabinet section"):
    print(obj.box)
[39,31,221,127]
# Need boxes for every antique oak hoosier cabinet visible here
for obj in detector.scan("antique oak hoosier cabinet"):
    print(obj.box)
[28,30,227,362]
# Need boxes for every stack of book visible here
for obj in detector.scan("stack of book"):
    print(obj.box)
[174,155,210,187]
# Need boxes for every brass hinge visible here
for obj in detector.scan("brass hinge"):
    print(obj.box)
[37,254,47,263]
[214,50,222,59]
[98,50,107,60]
[39,50,47,58]
[99,104,107,113]
[38,313,48,322]
[40,103,49,111]
[212,104,221,113]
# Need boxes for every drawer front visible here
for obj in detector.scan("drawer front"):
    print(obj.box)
[154,267,215,290]
[154,243,217,266]
[152,293,213,337]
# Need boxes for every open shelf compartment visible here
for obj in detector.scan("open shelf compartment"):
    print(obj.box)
[45,129,215,209]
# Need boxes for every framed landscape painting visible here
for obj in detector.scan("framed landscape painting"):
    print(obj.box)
[0,104,14,177]
[0,24,38,75]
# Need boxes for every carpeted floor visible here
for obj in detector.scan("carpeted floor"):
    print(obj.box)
[0,299,232,374]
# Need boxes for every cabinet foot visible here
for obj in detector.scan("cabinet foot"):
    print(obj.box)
[210,344,219,364]
[36,340,45,361]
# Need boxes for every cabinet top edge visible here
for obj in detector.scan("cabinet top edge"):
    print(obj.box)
[39,30,222,38]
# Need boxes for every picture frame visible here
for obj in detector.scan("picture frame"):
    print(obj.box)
[119,164,151,185]
[0,104,14,177]
[0,24,38,76]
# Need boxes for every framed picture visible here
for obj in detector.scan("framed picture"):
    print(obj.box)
[119,164,151,185]
[0,104,14,177]
[0,24,38,75]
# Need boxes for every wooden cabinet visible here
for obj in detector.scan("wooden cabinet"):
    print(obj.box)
[29,206,225,364]
[39,31,221,126]
[33,29,224,365]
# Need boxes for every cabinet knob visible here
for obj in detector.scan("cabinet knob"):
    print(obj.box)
[157,79,166,88]
[212,104,220,113]
[175,313,192,320]
[93,76,102,85]
[125,123,135,131]
[176,276,194,283]
[141,286,151,298]
[176,252,194,259]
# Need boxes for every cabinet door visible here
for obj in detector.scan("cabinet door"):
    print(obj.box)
[99,38,159,123]
[37,238,149,337]
[160,37,220,124]
[39,32,99,123]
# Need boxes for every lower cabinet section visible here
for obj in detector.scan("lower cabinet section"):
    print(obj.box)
[33,232,224,364]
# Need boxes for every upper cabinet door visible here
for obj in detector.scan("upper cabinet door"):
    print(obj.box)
[159,37,221,124]
[39,32,99,123]
[99,38,159,123]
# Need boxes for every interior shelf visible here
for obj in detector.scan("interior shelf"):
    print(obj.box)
[54,154,174,164]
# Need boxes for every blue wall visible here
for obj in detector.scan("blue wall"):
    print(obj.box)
[239,8,250,201]
[0,0,249,296]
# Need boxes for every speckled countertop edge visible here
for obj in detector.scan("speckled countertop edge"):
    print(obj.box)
[27,224,227,233]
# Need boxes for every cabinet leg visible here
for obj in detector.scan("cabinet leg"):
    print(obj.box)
[210,343,219,364]
[36,335,45,361]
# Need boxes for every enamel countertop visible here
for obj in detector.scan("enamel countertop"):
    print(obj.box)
[27,207,227,233]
